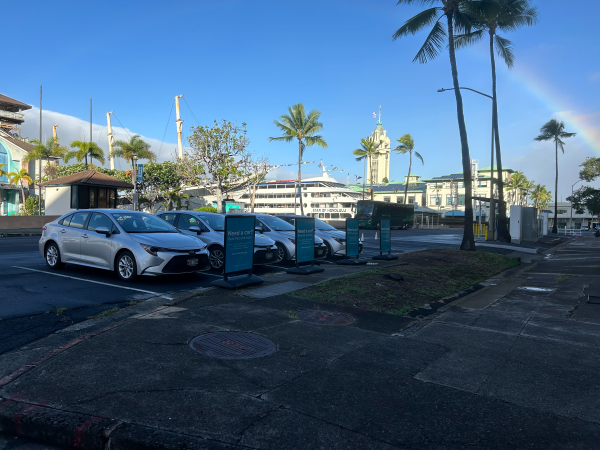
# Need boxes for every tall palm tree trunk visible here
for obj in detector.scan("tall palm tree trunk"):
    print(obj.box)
[553,140,558,233]
[369,155,374,201]
[404,152,412,203]
[298,138,304,215]
[85,154,89,171]
[447,13,475,251]
[490,33,510,242]
[38,158,42,215]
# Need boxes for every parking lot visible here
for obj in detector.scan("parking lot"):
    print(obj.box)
[0,228,466,354]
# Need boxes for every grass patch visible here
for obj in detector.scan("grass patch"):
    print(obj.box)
[87,307,120,320]
[55,307,68,315]
[295,249,519,315]
[555,274,574,282]
[284,309,299,320]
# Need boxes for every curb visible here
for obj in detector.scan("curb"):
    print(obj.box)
[0,398,242,450]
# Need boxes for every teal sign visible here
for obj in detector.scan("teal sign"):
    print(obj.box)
[380,219,391,253]
[224,215,255,274]
[295,218,315,264]
[346,218,359,257]
[136,164,144,182]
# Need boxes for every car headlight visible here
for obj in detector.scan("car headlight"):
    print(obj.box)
[140,243,160,256]
[332,237,346,244]
[287,237,296,244]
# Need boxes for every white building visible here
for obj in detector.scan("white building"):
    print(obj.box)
[547,202,595,229]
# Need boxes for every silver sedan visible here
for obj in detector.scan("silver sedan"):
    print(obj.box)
[39,209,210,281]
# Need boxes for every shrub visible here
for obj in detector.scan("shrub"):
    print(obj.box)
[25,197,39,216]
[194,206,217,213]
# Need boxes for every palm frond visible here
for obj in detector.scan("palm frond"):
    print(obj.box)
[304,135,328,148]
[454,29,485,50]
[413,20,447,64]
[414,151,425,165]
[453,8,473,34]
[397,0,439,6]
[392,7,440,40]
[494,34,515,68]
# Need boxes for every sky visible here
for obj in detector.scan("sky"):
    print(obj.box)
[4,0,600,200]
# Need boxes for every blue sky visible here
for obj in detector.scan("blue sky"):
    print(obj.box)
[4,0,600,199]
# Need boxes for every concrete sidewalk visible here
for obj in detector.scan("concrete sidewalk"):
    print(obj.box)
[2,238,600,448]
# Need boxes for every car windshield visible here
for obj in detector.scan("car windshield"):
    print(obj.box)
[112,213,178,233]
[199,214,225,231]
[315,219,336,230]
[258,215,295,231]
[356,202,374,216]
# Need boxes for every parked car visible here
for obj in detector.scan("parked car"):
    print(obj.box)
[581,226,590,231]
[250,213,327,262]
[39,210,210,281]
[275,215,363,258]
[155,211,278,269]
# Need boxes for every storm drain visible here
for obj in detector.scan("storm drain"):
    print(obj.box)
[189,332,276,360]
[296,309,355,325]
[517,287,555,292]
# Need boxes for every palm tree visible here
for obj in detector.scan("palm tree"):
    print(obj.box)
[65,141,105,169]
[506,170,526,205]
[353,137,379,200]
[23,137,68,215]
[394,134,424,204]
[534,119,576,233]
[112,135,156,187]
[0,163,8,180]
[393,0,475,251]
[269,103,327,215]
[531,183,551,211]
[455,0,537,242]
[8,169,33,212]
[521,178,536,205]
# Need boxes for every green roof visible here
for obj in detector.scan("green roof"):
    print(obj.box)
[479,165,514,172]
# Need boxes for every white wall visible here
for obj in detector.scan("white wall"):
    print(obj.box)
[45,186,75,216]
[510,205,522,244]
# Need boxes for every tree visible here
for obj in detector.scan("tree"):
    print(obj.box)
[138,161,181,213]
[394,134,424,204]
[521,178,536,205]
[567,187,600,217]
[0,163,7,180]
[54,163,130,183]
[65,141,105,169]
[393,0,475,250]
[240,154,271,213]
[269,103,327,215]
[530,183,551,211]
[578,157,600,182]
[112,134,156,191]
[534,119,576,233]
[455,0,537,241]
[506,170,526,204]
[8,169,33,212]
[382,177,389,184]
[23,137,68,215]
[353,137,379,201]
[180,120,249,214]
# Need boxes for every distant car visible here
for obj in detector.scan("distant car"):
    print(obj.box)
[581,226,590,231]
[39,210,210,281]
[155,211,278,270]
[275,215,363,258]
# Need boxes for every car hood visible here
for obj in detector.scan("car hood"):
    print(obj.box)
[319,229,346,240]
[129,233,206,249]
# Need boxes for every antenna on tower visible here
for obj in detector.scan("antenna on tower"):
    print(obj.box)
[378,105,381,123]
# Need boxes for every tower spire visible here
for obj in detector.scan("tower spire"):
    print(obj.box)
[378,104,381,124]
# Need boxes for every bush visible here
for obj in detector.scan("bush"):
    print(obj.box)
[25,197,39,216]
[194,206,217,213]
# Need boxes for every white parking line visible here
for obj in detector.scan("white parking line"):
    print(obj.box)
[13,266,162,296]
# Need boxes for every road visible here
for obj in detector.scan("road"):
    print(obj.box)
[0,229,465,355]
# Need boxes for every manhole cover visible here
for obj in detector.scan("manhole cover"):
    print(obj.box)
[517,287,555,292]
[296,309,355,325]
[189,332,276,359]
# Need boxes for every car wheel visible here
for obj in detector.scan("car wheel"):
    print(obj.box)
[208,246,225,270]
[116,251,137,282]
[275,243,287,263]
[324,241,333,258]
[45,242,65,269]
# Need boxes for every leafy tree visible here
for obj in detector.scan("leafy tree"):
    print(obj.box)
[25,196,39,216]
[55,163,130,184]
[138,161,181,213]
[194,206,217,213]
[455,0,537,242]
[240,154,270,213]
[393,0,475,250]
[530,184,552,211]
[382,177,389,184]
[23,137,68,215]
[353,137,380,201]
[506,170,526,204]
[112,135,156,189]
[8,169,33,210]
[394,134,424,204]
[180,120,249,214]
[65,141,105,169]
[534,119,576,233]
[567,187,600,217]
[269,103,327,215]
[578,157,600,182]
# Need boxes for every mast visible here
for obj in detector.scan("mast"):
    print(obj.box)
[90,98,92,142]
[52,124,58,140]
[39,85,42,216]
[107,112,114,170]
[175,95,184,159]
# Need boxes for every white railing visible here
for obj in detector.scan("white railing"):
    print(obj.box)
[0,110,24,121]
[562,227,581,236]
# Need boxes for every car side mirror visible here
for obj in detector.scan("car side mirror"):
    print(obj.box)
[95,226,110,237]
[189,226,201,235]
[255,226,264,233]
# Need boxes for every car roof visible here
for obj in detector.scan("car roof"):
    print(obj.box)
[275,215,310,219]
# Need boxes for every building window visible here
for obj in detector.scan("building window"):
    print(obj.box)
[383,197,391,202]
[408,196,415,204]
[446,195,454,206]
[478,180,488,187]
[430,195,441,206]
[557,209,568,214]
[457,195,465,206]
[396,197,403,203]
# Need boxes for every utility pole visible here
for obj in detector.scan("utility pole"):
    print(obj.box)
[39,85,42,216]
[90,98,92,144]
[52,124,58,141]
[107,112,115,170]
[175,95,184,159]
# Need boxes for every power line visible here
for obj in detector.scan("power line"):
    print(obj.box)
[111,112,131,138]
[183,97,200,126]
[159,99,175,156]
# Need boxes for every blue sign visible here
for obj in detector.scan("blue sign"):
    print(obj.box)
[380,219,391,253]
[346,218,359,257]
[224,215,255,274]
[295,218,315,264]
[136,164,144,182]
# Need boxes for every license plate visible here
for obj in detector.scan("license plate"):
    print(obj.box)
[265,252,273,259]
[187,258,198,266]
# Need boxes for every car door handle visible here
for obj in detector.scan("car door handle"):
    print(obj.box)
[59,229,66,233]
[82,234,88,238]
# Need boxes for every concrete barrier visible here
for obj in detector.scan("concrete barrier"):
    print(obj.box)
[0,215,60,231]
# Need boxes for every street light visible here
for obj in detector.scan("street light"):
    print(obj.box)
[570,179,582,229]
[132,153,139,211]
[438,86,495,240]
